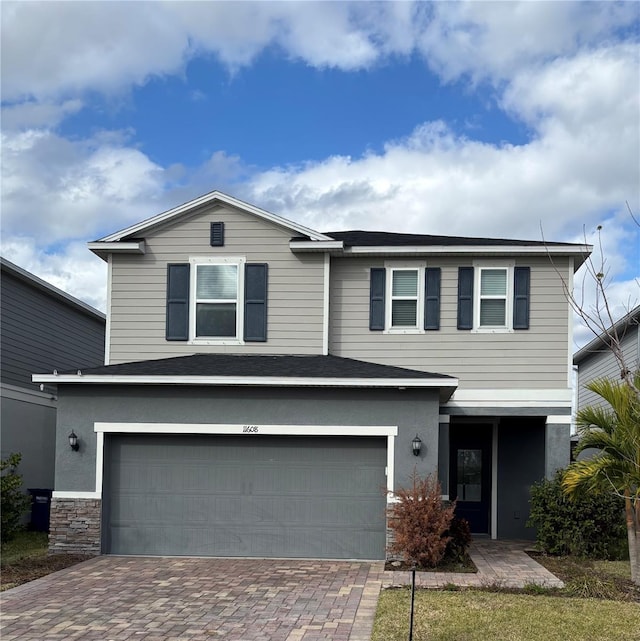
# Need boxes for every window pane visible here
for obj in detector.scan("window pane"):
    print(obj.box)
[481,269,507,296]
[196,303,236,337]
[480,299,506,326]
[196,265,237,299]
[392,300,417,326]
[457,449,482,502]
[392,270,418,296]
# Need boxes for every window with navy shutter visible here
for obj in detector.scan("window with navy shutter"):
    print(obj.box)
[424,267,441,330]
[457,267,474,330]
[369,268,386,330]
[166,263,190,340]
[244,263,268,341]
[513,266,530,329]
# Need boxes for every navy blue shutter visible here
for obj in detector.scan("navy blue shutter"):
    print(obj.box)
[424,267,441,330]
[513,266,530,330]
[166,263,190,340]
[457,267,474,330]
[369,268,386,330]
[244,263,268,341]
[210,222,224,246]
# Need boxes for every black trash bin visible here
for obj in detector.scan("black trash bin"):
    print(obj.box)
[28,489,53,533]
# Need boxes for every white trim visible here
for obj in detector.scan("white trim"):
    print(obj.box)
[0,383,57,406]
[322,253,330,355]
[449,388,572,408]
[188,256,245,344]
[33,373,458,389]
[567,257,574,387]
[52,491,101,499]
[93,422,398,498]
[95,422,398,436]
[546,415,572,424]
[104,254,112,365]
[290,240,344,251]
[97,191,332,243]
[491,422,498,540]
[343,245,591,257]
[438,414,450,424]
[87,241,145,254]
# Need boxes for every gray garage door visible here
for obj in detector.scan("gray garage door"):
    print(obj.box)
[104,434,387,559]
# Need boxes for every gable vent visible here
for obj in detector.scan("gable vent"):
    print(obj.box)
[210,222,224,247]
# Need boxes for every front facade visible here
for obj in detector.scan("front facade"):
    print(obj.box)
[0,258,105,508]
[35,192,590,558]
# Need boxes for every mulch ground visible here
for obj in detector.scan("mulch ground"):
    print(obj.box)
[1,554,93,591]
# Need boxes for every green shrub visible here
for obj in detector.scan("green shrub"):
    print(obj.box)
[1,453,32,543]
[528,470,626,559]
[387,471,456,568]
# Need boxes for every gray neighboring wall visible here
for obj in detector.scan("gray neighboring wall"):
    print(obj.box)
[574,306,639,410]
[1,258,105,496]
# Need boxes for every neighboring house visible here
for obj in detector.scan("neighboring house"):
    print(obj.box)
[1,258,105,518]
[34,191,590,558]
[573,305,640,411]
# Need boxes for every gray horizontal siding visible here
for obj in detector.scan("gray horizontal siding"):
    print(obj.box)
[108,203,325,363]
[0,270,106,390]
[329,256,572,390]
[576,328,639,410]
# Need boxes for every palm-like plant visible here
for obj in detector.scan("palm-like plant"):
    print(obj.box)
[563,372,640,585]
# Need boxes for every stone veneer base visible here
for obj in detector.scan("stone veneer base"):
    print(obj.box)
[49,497,101,555]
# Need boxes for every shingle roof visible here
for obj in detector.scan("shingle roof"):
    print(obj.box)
[322,230,579,248]
[56,353,454,380]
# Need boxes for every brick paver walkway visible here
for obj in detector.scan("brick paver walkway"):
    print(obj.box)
[382,539,564,589]
[0,557,385,641]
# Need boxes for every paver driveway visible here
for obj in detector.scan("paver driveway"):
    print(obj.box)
[0,556,384,641]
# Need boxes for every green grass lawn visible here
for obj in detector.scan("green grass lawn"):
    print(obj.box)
[1,530,48,565]
[373,589,640,641]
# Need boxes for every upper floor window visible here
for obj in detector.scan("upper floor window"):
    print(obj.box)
[369,266,440,332]
[390,269,420,329]
[190,257,245,342]
[478,268,509,328]
[166,257,268,344]
[194,261,242,338]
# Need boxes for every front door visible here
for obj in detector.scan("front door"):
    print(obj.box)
[449,424,492,535]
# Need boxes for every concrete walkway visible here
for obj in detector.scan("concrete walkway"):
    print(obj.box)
[382,539,564,589]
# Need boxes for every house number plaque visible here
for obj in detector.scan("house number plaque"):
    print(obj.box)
[243,425,259,433]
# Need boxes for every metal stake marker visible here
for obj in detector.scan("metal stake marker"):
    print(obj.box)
[408,563,416,641]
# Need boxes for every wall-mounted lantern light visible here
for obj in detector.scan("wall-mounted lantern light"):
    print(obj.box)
[68,430,80,452]
[412,434,422,457]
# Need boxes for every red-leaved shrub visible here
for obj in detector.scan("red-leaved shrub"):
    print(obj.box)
[387,471,456,568]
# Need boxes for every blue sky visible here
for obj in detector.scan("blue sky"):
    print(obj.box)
[1,1,639,348]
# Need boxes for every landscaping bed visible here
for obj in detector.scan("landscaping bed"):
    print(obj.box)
[1,531,92,591]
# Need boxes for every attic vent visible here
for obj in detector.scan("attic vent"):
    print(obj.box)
[210,222,224,247]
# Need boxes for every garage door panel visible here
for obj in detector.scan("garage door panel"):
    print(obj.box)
[105,434,386,559]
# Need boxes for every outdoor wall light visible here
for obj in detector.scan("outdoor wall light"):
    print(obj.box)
[68,430,80,452]
[412,434,422,456]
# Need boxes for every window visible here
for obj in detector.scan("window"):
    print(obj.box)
[190,257,245,342]
[369,266,440,332]
[390,269,419,328]
[479,268,508,327]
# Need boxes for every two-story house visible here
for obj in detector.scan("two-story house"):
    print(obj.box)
[34,191,590,559]
[1,257,105,524]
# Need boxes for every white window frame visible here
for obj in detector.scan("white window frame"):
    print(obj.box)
[189,256,246,345]
[384,263,425,333]
[472,261,514,333]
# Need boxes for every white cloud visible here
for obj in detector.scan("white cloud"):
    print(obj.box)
[0,236,108,312]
